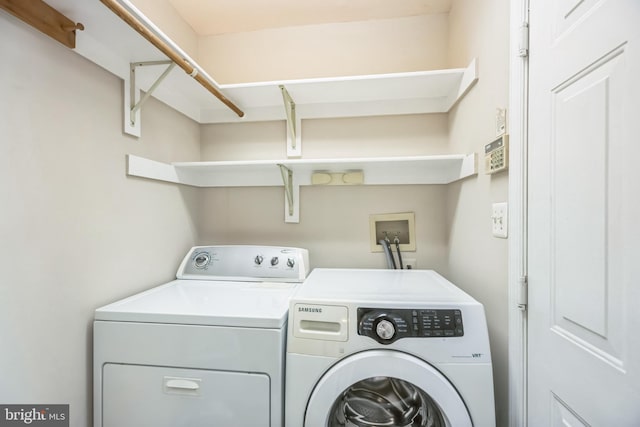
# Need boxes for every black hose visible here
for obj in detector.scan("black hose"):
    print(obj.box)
[379,239,396,269]
[395,239,403,269]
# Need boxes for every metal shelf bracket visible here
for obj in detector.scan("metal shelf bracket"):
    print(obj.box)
[278,164,299,223]
[279,85,302,158]
[125,60,176,137]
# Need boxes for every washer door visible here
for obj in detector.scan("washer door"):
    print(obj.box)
[305,350,472,427]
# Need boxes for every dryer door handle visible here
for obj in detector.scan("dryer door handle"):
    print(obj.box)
[164,377,201,393]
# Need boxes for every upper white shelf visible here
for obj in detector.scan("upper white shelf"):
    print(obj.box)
[206,60,478,123]
[45,0,478,124]
[128,153,477,187]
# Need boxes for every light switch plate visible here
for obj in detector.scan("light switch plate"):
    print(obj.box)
[492,202,508,238]
[496,108,507,137]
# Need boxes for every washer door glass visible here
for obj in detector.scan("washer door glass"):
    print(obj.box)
[329,376,445,427]
[304,350,472,427]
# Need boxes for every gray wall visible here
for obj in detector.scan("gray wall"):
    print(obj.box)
[447,1,511,425]
[198,114,451,274]
[0,16,200,425]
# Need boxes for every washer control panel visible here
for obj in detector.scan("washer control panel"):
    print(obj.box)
[357,308,464,344]
[177,245,309,282]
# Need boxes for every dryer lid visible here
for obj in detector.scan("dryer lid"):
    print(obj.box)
[95,279,297,328]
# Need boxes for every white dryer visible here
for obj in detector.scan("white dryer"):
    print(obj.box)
[93,245,309,427]
[285,268,495,427]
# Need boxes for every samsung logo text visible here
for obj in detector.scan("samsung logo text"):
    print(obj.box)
[298,307,322,313]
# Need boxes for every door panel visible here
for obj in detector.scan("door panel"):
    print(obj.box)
[551,394,589,427]
[550,47,626,367]
[528,0,640,425]
[554,0,601,39]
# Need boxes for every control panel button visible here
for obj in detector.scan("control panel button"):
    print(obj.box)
[193,252,210,269]
[270,256,279,266]
[375,319,396,340]
[286,258,295,268]
[254,255,264,265]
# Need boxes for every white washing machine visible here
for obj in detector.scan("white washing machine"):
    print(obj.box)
[285,268,495,427]
[93,245,309,427]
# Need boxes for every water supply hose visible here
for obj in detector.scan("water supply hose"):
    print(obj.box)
[379,239,397,269]
[394,236,404,269]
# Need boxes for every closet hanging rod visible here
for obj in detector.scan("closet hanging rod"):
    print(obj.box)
[99,0,244,118]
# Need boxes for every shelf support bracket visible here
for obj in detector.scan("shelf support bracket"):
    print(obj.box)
[125,60,175,137]
[101,0,244,119]
[278,164,299,223]
[279,85,302,158]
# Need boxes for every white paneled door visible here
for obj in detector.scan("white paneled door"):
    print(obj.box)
[528,0,640,425]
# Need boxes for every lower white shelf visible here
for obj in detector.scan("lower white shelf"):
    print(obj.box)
[127,153,477,222]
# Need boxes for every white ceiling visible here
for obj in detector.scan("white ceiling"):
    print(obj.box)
[168,0,453,36]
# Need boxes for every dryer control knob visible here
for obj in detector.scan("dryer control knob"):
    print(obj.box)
[270,256,279,266]
[193,252,211,269]
[254,255,264,265]
[375,319,396,341]
[286,258,295,268]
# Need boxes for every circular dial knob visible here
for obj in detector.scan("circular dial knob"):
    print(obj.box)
[286,258,295,268]
[193,252,210,269]
[270,256,279,266]
[254,255,264,265]
[375,319,396,341]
